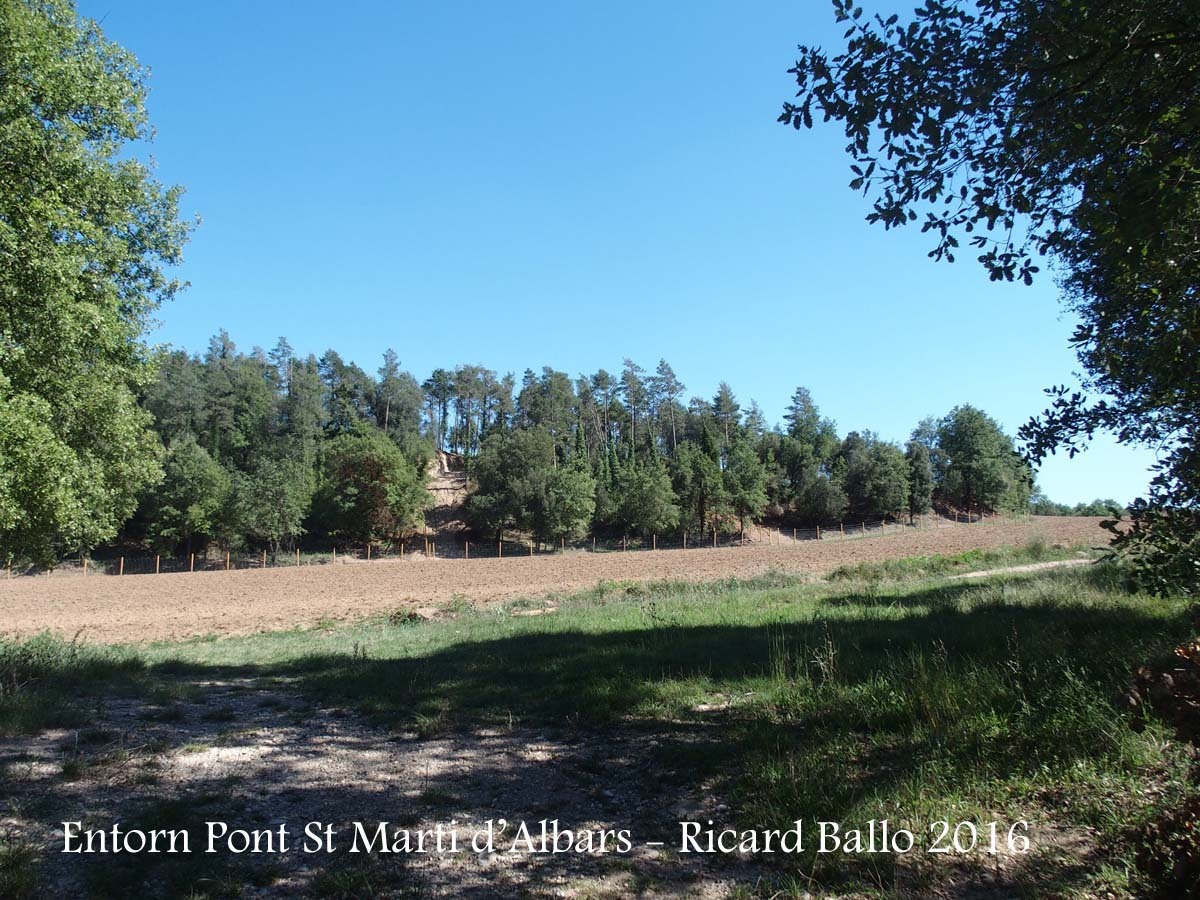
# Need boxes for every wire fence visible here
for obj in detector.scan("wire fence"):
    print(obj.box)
[3,511,1030,579]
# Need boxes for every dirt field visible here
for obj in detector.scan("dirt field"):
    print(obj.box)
[0,517,1108,644]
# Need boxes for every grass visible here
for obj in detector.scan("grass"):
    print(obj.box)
[0,544,1191,897]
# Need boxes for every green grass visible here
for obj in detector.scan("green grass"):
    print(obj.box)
[0,546,1192,897]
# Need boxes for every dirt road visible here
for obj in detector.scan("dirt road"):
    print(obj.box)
[0,518,1107,644]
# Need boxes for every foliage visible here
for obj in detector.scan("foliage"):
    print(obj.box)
[906,440,934,522]
[839,432,909,519]
[723,438,770,530]
[937,405,1031,513]
[611,455,680,538]
[782,0,1199,591]
[313,428,428,544]
[143,436,229,553]
[544,438,596,543]
[0,0,192,564]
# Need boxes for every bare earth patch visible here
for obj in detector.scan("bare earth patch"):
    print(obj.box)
[0,518,1107,645]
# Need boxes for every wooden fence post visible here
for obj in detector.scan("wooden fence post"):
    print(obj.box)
[262,549,267,568]
[653,534,657,551]
[713,528,717,548]
[190,553,195,573]
[529,541,533,557]
[623,535,627,551]
[225,551,230,571]
[119,556,124,576]
[366,543,371,561]
[155,554,160,575]
[861,522,866,536]
[561,537,565,551]
[498,539,502,558]
[683,532,687,549]
[295,548,300,566]
[82,558,88,577]
[592,536,596,552]
[816,525,821,540]
[465,540,469,560]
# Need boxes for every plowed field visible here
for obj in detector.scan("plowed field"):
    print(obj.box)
[0,517,1107,644]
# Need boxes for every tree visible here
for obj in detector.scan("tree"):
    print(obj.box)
[466,427,557,542]
[938,406,1031,514]
[712,382,741,448]
[672,429,730,535]
[840,434,909,520]
[0,0,192,564]
[142,436,229,554]
[612,455,680,538]
[228,456,313,555]
[545,435,596,544]
[313,427,428,544]
[782,0,1199,590]
[648,359,685,451]
[723,439,769,531]
[906,440,934,524]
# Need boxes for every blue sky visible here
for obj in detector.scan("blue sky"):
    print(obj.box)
[82,0,1155,504]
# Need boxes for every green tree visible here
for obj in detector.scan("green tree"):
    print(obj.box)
[613,455,680,538]
[840,433,909,520]
[782,0,1199,590]
[545,433,596,544]
[143,436,229,554]
[313,428,428,544]
[905,440,934,524]
[0,0,192,564]
[672,429,730,535]
[466,427,556,542]
[228,456,313,555]
[938,406,1031,514]
[723,439,769,531]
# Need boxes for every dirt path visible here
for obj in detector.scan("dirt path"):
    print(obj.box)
[0,518,1107,645]
[1,678,748,898]
[948,558,1095,580]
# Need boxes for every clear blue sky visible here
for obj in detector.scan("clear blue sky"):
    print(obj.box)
[82,0,1156,505]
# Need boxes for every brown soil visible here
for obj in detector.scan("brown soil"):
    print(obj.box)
[0,517,1108,645]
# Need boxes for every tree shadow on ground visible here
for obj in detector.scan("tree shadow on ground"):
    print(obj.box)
[2,583,1189,897]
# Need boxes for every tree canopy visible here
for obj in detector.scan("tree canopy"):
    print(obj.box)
[782,0,1199,590]
[0,0,192,564]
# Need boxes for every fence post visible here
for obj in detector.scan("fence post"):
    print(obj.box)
[713,528,717,548]
[465,540,469,560]
[653,533,657,551]
[816,525,821,540]
[498,539,502,558]
[262,549,267,568]
[190,553,195,573]
[529,541,533,557]
[592,536,596,552]
[561,537,565,552]
[83,558,88,577]
[295,548,300,566]
[366,543,371,561]
[861,522,866,536]
[683,532,687,549]
[332,546,336,562]
[225,551,230,571]
[623,535,627,551]
[155,554,160,575]
[119,556,124,576]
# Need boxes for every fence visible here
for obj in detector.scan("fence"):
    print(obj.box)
[3,511,1031,579]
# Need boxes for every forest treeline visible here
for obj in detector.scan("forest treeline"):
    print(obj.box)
[125,331,1042,556]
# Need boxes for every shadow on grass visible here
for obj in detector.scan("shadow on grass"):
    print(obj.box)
[3,575,1191,898]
